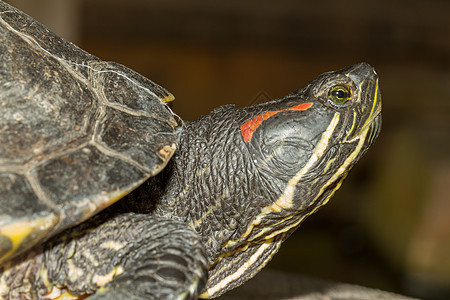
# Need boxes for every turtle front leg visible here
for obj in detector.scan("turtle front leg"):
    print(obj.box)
[37,214,208,300]
[87,218,208,299]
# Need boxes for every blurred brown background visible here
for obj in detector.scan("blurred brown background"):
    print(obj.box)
[5,0,450,299]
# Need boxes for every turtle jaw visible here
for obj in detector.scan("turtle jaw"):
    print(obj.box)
[343,62,382,145]
[345,107,382,146]
[365,111,382,147]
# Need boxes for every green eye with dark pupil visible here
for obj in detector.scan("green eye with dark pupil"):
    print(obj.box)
[329,85,352,104]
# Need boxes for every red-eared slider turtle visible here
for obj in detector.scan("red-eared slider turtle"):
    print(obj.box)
[0,2,382,299]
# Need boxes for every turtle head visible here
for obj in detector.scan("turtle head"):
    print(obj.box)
[243,61,381,226]
[202,63,381,298]
[244,62,381,188]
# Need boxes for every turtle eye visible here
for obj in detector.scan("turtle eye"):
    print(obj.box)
[328,85,353,104]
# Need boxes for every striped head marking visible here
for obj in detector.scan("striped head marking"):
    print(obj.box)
[240,102,313,143]
[202,63,381,298]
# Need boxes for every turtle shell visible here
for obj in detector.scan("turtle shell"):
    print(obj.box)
[0,2,180,264]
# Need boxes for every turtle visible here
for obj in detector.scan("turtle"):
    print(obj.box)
[0,1,382,299]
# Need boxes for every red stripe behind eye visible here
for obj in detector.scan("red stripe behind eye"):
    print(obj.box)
[240,102,313,143]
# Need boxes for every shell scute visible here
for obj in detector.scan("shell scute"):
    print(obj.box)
[0,2,179,263]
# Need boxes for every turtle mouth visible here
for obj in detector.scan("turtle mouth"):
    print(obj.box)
[344,106,382,145]
[346,69,382,144]
[365,111,382,146]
